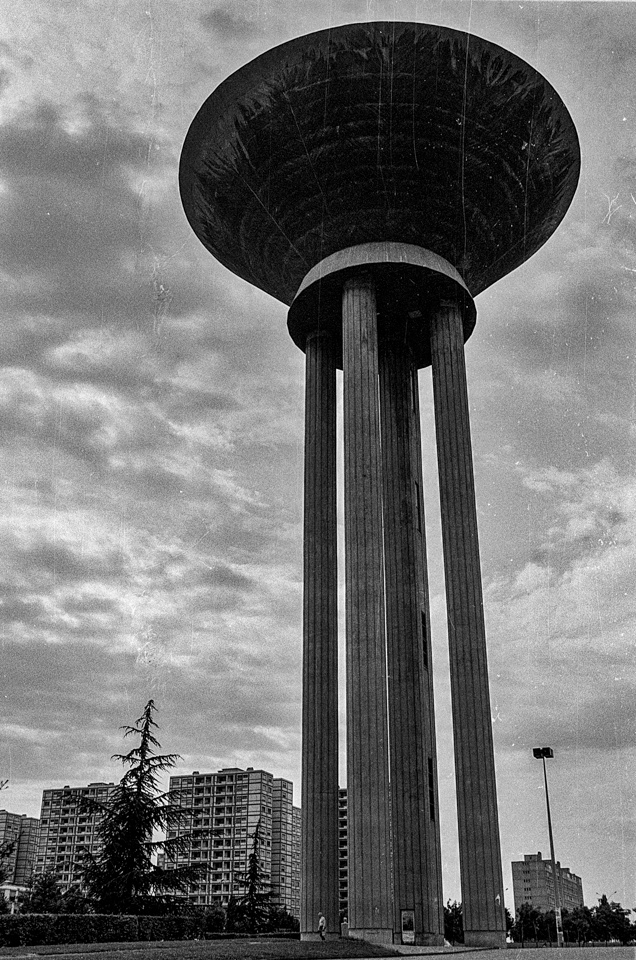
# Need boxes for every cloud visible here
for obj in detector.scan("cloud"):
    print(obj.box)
[201,6,261,40]
[0,724,63,745]
[484,459,636,753]
[0,99,147,287]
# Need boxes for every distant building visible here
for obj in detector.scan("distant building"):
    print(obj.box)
[512,852,584,914]
[291,804,301,917]
[0,883,23,914]
[167,767,300,918]
[271,779,300,918]
[338,788,348,919]
[270,777,293,914]
[35,782,116,890]
[0,809,40,911]
[0,809,40,885]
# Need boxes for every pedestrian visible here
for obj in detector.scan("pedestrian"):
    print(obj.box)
[318,912,326,940]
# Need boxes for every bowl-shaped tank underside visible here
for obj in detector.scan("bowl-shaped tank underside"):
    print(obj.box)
[180,21,580,305]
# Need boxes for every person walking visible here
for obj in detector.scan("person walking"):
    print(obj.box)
[318,912,326,940]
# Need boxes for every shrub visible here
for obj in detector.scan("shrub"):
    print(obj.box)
[204,907,226,933]
[0,912,209,947]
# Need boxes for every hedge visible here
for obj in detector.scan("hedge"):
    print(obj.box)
[0,913,215,947]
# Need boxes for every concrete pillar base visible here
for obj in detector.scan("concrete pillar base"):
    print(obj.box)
[348,928,395,944]
[301,932,341,941]
[464,930,508,948]
[393,932,445,946]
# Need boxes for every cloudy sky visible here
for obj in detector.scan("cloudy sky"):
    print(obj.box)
[1,0,635,914]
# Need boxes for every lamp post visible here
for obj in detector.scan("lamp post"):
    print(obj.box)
[533,747,564,947]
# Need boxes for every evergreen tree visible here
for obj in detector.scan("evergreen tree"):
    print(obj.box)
[443,900,464,944]
[59,887,95,914]
[515,902,542,944]
[235,819,272,933]
[203,905,226,933]
[267,905,300,932]
[79,699,205,913]
[564,905,592,944]
[225,894,244,932]
[0,781,14,886]
[0,841,13,886]
[591,895,632,943]
[21,871,64,914]
[505,907,514,935]
[0,780,13,912]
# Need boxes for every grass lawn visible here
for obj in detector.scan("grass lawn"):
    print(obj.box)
[0,938,400,960]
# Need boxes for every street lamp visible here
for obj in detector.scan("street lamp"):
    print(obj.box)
[533,746,564,947]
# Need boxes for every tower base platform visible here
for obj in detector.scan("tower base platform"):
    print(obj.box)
[464,930,508,948]
[300,932,341,942]
[393,932,446,946]
[348,927,395,945]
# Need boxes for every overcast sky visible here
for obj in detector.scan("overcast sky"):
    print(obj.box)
[1,0,634,914]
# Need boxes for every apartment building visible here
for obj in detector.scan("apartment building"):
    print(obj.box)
[0,810,40,911]
[35,782,116,890]
[512,851,584,915]
[338,788,348,920]
[271,778,300,916]
[291,805,301,919]
[0,809,40,885]
[168,766,300,917]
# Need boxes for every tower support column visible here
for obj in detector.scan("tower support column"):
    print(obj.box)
[379,336,444,945]
[301,330,339,940]
[342,275,393,944]
[430,302,506,947]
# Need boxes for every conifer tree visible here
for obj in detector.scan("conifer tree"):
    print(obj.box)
[443,900,464,944]
[235,818,272,932]
[21,871,64,913]
[80,699,205,913]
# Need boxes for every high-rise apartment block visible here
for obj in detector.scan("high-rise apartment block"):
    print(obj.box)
[271,778,301,918]
[36,782,116,889]
[338,789,348,920]
[168,767,300,918]
[512,852,584,915]
[292,805,301,916]
[0,809,40,886]
[1,809,41,910]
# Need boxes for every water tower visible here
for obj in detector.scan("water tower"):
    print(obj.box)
[180,21,579,946]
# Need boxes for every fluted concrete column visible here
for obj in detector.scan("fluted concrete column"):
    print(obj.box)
[410,358,444,905]
[430,302,506,947]
[379,336,444,945]
[343,275,392,944]
[301,331,339,940]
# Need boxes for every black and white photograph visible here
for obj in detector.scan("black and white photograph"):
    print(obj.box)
[0,0,634,954]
